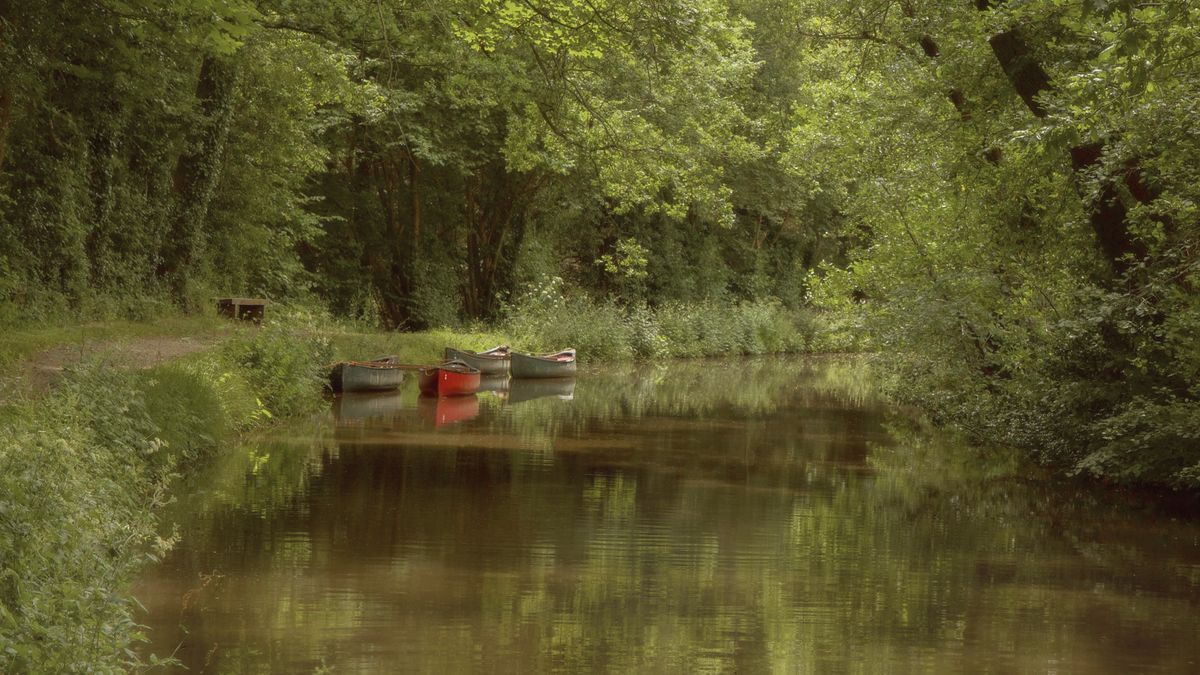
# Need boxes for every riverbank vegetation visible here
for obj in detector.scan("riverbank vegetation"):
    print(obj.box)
[0,1,1196,492]
[0,320,339,670]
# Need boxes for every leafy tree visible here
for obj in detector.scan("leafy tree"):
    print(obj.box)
[792,0,1200,485]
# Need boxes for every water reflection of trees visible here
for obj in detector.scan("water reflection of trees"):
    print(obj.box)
[138,359,1200,673]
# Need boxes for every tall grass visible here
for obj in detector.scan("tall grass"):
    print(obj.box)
[504,288,814,362]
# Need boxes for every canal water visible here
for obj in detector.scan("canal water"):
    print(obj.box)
[134,358,1200,673]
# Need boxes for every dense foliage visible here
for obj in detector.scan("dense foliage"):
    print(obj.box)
[0,0,828,328]
[0,0,1196,489]
[784,0,1200,487]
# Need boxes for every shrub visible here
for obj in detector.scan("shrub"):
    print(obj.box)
[141,366,230,467]
[503,277,633,362]
[220,310,333,418]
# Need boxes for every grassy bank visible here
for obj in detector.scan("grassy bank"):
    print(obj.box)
[0,318,338,670]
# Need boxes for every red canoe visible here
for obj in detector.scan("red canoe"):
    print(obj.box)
[417,360,481,397]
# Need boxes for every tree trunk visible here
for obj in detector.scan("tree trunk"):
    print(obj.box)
[975,1,1155,278]
[986,29,1051,119]
[409,152,420,245]
[462,164,536,320]
[367,152,416,328]
[158,55,239,297]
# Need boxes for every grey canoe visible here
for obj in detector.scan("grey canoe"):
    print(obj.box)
[329,356,407,393]
[443,345,511,375]
[510,349,577,379]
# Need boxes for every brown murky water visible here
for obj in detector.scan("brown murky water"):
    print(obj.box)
[134,358,1200,673]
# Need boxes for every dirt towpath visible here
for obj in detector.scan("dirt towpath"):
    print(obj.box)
[1,331,233,404]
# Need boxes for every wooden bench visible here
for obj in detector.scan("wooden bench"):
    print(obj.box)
[217,297,267,322]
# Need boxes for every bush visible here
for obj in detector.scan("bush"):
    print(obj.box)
[141,366,229,469]
[222,317,333,418]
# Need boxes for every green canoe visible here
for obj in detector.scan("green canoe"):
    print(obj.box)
[443,345,510,375]
[329,356,407,393]
[510,349,577,379]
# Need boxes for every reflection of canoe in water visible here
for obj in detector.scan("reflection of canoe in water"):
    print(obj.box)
[329,356,406,393]
[477,373,510,394]
[333,391,406,424]
[508,377,576,404]
[418,394,480,426]
[443,345,510,375]
[510,349,577,379]
[417,361,481,397]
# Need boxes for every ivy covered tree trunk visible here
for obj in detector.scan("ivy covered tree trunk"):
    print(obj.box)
[158,55,239,298]
[85,103,123,289]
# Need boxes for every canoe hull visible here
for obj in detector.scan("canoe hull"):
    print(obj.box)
[418,364,482,397]
[510,351,577,379]
[443,347,510,375]
[330,361,406,393]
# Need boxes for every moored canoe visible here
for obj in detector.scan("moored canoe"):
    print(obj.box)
[329,356,406,393]
[510,349,577,379]
[443,345,511,375]
[418,360,482,397]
